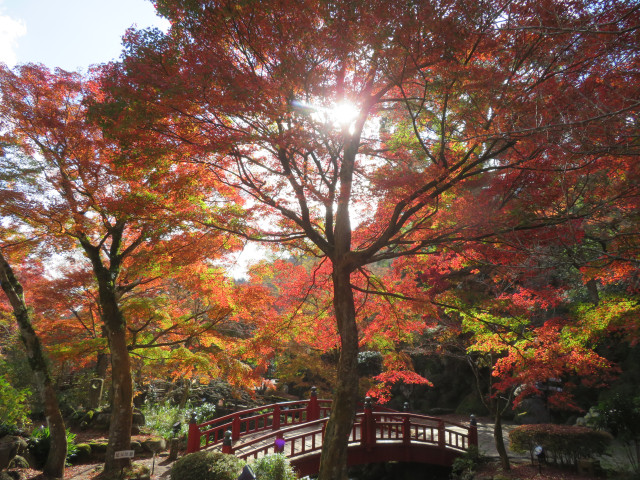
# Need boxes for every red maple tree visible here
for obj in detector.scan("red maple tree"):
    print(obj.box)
[99,0,639,477]
[0,63,243,472]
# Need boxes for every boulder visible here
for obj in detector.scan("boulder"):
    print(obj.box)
[74,443,92,461]
[88,441,108,454]
[0,436,27,471]
[142,438,166,453]
[7,455,29,469]
[94,412,111,430]
[131,441,144,453]
[132,410,145,426]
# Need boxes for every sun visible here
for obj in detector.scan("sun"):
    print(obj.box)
[328,101,360,128]
[292,99,361,131]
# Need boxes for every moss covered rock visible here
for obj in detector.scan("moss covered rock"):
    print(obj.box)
[88,441,108,453]
[7,454,29,468]
[74,443,92,460]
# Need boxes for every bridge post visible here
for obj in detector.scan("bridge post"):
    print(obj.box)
[273,404,281,430]
[232,414,241,442]
[402,415,411,445]
[437,420,446,449]
[222,430,234,454]
[307,386,320,421]
[469,414,478,448]
[361,397,376,449]
[186,413,201,453]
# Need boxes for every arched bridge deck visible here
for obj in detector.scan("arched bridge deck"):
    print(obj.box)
[187,390,478,477]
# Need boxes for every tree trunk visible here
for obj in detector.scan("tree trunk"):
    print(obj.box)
[494,409,510,471]
[0,251,67,479]
[99,286,134,473]
[179,380,191,409]
[79,235,134,473]
[317,264,360,480]
[95,348,109,379]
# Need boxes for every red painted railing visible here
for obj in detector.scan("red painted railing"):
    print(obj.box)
[232,417,328,461]
[229,411,477,462]
[187,391,478,467]
[187,387,331,453]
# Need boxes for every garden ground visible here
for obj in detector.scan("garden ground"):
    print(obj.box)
[5,415,631,479]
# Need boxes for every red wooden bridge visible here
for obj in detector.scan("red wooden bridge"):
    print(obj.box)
[186,389,478,477]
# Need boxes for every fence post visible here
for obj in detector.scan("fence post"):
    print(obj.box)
[469,414,478,448]
[307,386,320,421]
[438,420,446,449]
[187,413,201,453]
[273,404,281,430]
[232,414,241,442]
[222,430,234,454]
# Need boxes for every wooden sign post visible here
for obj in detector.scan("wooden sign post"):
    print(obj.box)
[114,450,135,479]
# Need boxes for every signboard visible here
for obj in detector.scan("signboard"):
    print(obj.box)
[114,450,135,459]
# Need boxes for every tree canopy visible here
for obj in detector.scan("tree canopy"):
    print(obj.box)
[96,1,639,477]
[0,0,638,478]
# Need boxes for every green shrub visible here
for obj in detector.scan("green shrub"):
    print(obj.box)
[250,453,297,480]
[141,401,217,440]
[451,446,486,480]
[142,401,185,439]
[28,426,79,467]
[0,376,31,427]
[0,422,23,437]
[509,423,612,466]
[169,451,245,480]
[55,372,96,417]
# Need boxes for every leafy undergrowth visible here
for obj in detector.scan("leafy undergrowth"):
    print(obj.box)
[10,457,172,480]
[476,459,603,479]
[13,459,604,480]
[6,430,175,479]
[5,430,608,480]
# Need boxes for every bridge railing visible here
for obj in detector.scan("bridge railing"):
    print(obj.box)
[187,387,330,452]
[223,407,478,461]
[187,390,478,457]
[369,411,475,450]
[233,417,329,462]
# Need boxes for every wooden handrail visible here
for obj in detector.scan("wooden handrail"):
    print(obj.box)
[188,390,330,452]
[233,417,329,461]
[230,412,473,459]
[187,391,477,458]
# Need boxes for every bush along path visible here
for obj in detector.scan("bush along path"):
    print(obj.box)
[448,415,632,479]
